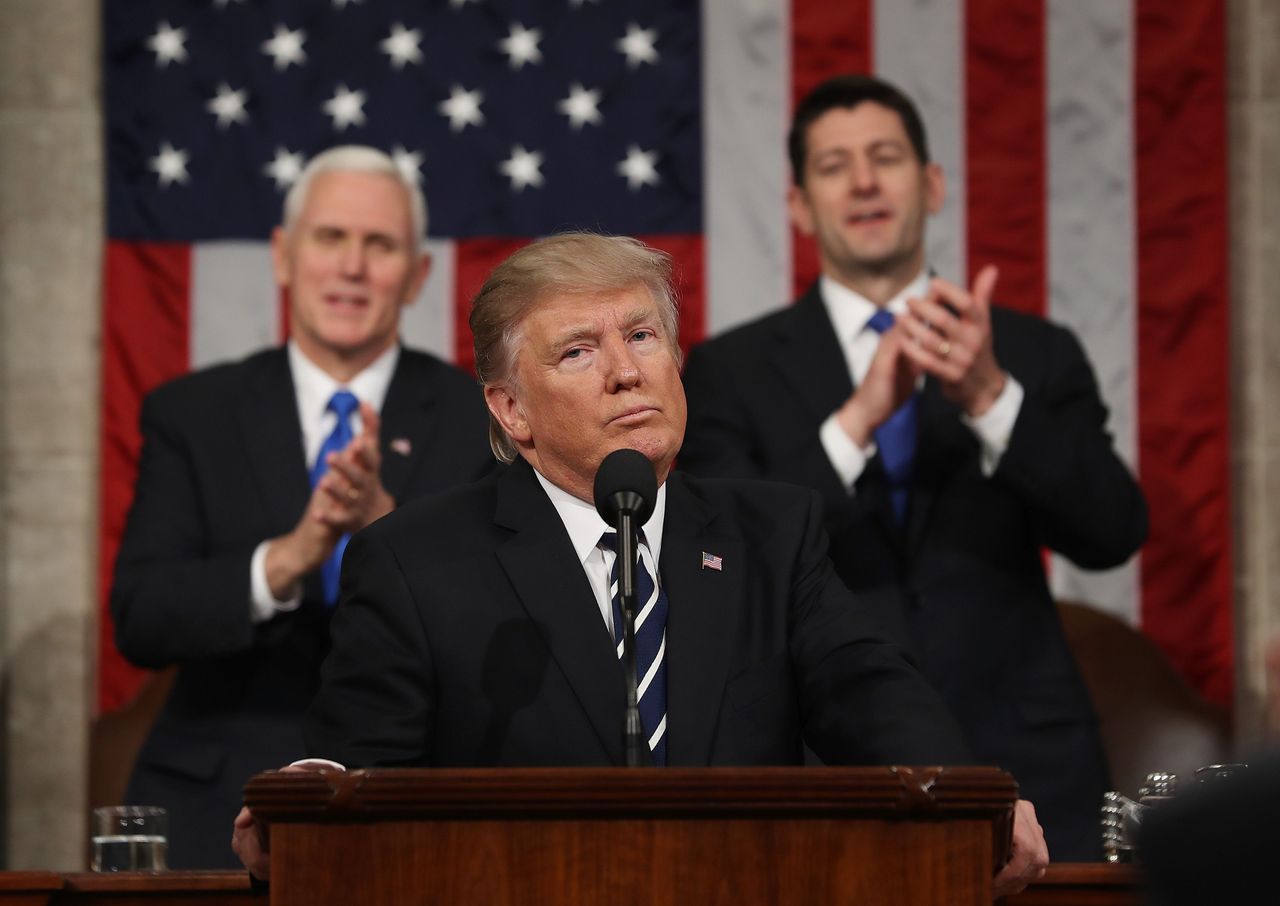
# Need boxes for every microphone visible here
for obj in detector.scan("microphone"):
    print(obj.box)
[593,449,657,768]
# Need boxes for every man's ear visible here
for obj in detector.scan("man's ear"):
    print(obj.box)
[401,249,431,308]
[787,184,816,237]
[924,162,946,215]
[485,384,531,444]
[270,226,292,287]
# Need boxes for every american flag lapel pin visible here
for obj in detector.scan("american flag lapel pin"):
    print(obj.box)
[701,551,723,571]
[389,437,412,457]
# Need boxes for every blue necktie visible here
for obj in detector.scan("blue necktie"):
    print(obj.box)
[309,390,360,605]
[866,309,917,523]
[601,532,668,766]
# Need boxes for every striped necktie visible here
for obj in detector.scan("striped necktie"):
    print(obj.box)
[600,531,668,766]
[309,389,360,605]
[865,309,918,523]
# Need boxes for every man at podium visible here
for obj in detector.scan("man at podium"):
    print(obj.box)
[233,233,1048,897]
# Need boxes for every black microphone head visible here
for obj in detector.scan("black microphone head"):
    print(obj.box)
[593,448,658,527]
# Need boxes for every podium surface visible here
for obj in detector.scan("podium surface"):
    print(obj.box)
[244,765,1016,905]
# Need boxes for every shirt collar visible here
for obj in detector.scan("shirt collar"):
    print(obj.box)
[533,467,667,568]
[819,269,932,338]
[288,340,401,422]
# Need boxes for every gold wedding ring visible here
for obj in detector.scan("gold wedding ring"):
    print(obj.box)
[937,339,952,358]
[347,488,360,502]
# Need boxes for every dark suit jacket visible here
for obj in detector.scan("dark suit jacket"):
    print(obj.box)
[305,458,972,770]
[111,346,495,868]
[679,284,1149,860]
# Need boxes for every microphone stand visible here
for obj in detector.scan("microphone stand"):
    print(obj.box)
[616,508,644,768]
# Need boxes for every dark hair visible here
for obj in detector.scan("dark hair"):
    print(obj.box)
[788,74,931,186]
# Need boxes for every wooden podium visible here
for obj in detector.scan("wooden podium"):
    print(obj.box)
[244,765,1015,905]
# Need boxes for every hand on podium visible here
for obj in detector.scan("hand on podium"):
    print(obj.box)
[993,799,1050,898]
[232,759,344,880]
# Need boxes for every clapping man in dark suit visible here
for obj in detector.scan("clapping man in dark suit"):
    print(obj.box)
[680,75,1149,861]
[112,146,494,867]
[233,232,1049,897]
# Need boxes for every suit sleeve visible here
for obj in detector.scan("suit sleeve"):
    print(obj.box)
[995,322,1148,568]
[304,526,436,767]
[110,392,264,667]
[681,342,861,524]
[784,492,972,765]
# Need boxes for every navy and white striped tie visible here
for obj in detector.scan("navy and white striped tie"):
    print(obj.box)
[601,531,668,765]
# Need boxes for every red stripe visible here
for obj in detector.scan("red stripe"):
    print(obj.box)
[637,234,705,356]
[789,0,873,300]
[1134,0,1232,706]
[99,242,192,712]
[452,238,533,376]
[964,0,1046,318]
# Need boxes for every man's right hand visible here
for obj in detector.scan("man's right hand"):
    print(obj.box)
[834,324,920,447]
[262,487,345,601]
[232,762,341,880]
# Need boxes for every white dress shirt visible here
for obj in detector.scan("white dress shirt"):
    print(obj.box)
[248,341,401,623]
[534,468,667,643]
[816,271,1024,490]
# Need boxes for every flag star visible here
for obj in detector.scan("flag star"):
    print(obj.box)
[391,146,425,186]
[617,145,660,190]
[498,23,543,69]
[150,142,190,187]
[206,83,249,129]
[380,23,423,69]
[557,83,603,130]
[438,85,484,131]
[146,21,188,68]
[263,147,305,190]
[322,84,367,131]
[616,23,659,69]
[499,145,544,191]
[261,25,306,71]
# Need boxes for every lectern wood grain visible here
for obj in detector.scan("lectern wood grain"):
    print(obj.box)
[245,766,1016,906]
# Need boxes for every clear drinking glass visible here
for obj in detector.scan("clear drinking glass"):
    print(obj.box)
[90,806,168,871]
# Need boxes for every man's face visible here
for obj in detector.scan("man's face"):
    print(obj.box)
[486,284,687,501]
[789,102,944,285]
[271,169,428,372]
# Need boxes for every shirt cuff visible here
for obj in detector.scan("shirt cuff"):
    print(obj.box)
[820,412,873,490]
[288,758,346,771]
[961,372,1024,477]
[250,540,303,625]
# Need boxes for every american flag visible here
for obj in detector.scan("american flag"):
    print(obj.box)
[701,551,723,572]
[101,0,1231,712]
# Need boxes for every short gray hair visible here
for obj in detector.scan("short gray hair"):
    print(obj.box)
[282,145,427,243]
[470,233,681,463]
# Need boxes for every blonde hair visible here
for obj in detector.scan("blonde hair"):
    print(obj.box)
[470,233,681,463]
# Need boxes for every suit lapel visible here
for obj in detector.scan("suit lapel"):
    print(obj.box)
[906,379,974,553]
[769,286,854,424]
[786,285,903,549]
[660,475,744,766]
[238,349,310,531]
[493,462,626,764]
[378,350,441,501]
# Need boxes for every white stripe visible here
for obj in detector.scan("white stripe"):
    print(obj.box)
[637,633,665,700]
[399,238,455,363]
[703,0,790,332]
[191,242,278,368]
[648,713,667,750]
[874,0,967,284]
[1045,0,1140,623]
